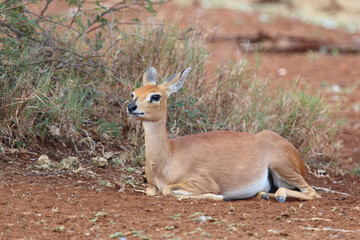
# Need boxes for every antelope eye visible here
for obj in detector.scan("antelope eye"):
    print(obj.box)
[150,94,161,103]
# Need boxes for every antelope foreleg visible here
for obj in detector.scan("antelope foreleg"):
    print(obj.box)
[256,191,274,200]
[146,185,161,196]
[162,182,224,201]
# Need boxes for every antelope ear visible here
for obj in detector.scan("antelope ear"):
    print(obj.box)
[164,67,191,96]
[142,67,157,85]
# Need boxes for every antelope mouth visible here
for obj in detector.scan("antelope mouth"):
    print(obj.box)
[129,112,144,116]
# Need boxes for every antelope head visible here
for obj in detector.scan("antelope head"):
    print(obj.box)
[127,67,192,122]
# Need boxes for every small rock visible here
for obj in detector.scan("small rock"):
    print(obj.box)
[49,125,61,137]
[332,84,341,93]
[52,225,65,232]
[74,167,96,178]
[277,68,287,76]
[103,152,114,160]
[353,105,359,113]
[92,157,108,167]
[259,13,270,23]
[60,157,80,170]
[37,154,52,166]
[38,164,51,169]
[199,216,207,222]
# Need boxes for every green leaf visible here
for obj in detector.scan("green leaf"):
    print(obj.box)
[110,232,124,238]
[171,213,181,220]
[144,0,156,14]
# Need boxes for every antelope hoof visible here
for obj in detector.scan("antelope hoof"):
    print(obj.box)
[176,195,187,201]
[276,196,286,203]
[261,193,270,200]
[146,185,160,196]
[312,192,322,199]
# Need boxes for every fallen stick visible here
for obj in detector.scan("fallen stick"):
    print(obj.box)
[207,32,360,53]
[133,189,146,194]
[291,217,331,222]
[299,226,356,233]
[312,186,351,196]
[25,170,73,176]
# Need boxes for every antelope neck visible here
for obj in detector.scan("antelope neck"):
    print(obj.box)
[142,117,171,164]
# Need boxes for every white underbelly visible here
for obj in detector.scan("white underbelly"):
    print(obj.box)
[223,169,270,200]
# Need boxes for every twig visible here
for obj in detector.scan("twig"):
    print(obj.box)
[2,0,13,5]
[305,164,332,179]
[0,22,38,42]
[70,127,84,158]
[40,0,54,16]
[69,3,82,28]
[85,2,135,33]
[1,1,29,12]
[80,129,96,156]
[291,217,331,222]
[299,226,356,233]
[21,9,97,52]
[208,32,360,53]
[133,189,146,194]
[25,170,73,176]
[312,186,351,196]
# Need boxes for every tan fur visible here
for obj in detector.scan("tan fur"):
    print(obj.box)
[127,68,321,202]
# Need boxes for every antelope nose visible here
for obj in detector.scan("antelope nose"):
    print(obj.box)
[127,103,137,113]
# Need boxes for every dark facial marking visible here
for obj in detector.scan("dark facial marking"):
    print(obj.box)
[127,97,138,113]
[150,94,161,103]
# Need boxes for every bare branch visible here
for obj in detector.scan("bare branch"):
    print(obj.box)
[312,186,351,196]
[299,226,355,233]
[0,22,38,42]
[25,170,73,176]
[68,3,82,28]
[40,0,54,16]
[1,2,29,12]
[21,9,98,52]
[84,2,141,34]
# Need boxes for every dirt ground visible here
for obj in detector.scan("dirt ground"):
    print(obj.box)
[1,156,360,239]
[1,1,360,239]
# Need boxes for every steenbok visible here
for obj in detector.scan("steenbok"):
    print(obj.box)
[127,67,321,202]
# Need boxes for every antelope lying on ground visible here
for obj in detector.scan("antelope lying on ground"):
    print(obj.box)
[127,67,321,202]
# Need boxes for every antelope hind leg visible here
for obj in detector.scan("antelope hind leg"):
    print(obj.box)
[257,184,321,203]
[274,176,322,203]
[257,189,319,203]
[275,187,321,203]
